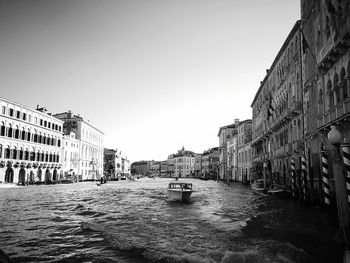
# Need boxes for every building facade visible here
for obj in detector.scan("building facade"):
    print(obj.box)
[194,154,202,178]
[301,0,350,203]
[251,21,303,190]
[227,131,238,181]
[53,111,104,180]
[201,147,219,180]
[131,160,151,176]
[237,120,253,183]
[0,98,63,184]
[172,147,195,178]
[218,120,239,180]
[62,132,80,181]
[166,155,175,177]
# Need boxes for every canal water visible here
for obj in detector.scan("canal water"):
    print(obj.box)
[0,178,342,263]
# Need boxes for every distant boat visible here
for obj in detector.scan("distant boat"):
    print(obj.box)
[120,174,126,180]
[251,179,267,193]
[199,174,208,181]
[166,182,193,202]
[267,183,289,197]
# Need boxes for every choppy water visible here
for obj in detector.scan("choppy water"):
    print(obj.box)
[0,178,342,263]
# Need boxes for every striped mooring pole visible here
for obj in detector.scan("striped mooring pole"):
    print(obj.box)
[301,156,307,201]
[291,158,296,198]
[342,142,350,207]
[321,150,331,206]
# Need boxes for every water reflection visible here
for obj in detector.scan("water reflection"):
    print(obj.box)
[0,178,342,262]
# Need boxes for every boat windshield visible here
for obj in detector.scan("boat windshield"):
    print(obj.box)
[168,183,192,190]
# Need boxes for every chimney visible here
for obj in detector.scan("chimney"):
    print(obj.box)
[234,118,240,126]
[266,69,269,74]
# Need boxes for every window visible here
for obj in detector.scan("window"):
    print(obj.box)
[28,115,31,122]
[9,108,14,117]
[0,122,5,136]
[1,106,5,115]
[5,146,10,159]
[27,129,31,142]
[30,151,35,161]
[7,125,12,138]
[14,126,19,139]
[34,117,38,124]
[22,113,26,121]
[16,111,20,118]
[21,128,26,140]
[44,120,47,127]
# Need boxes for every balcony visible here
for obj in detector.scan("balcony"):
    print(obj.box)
[317,97,350,129]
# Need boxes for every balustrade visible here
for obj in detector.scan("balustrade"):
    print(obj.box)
[317,97,350,128]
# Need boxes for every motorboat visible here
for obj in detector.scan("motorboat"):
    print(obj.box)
[267,183,290,197]
[166,182,193,202]
[251,179,267,193]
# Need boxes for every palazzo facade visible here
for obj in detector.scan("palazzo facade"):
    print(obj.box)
[251,21,303,190]
[0,97,63,184]
[53,111,104,180]
[301,0,350,203]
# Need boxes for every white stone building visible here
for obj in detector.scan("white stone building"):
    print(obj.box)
[0,97,63,184]
[227,134,238,181]
[173,147,195,178]
[62,132,80,180]
[53,111,104,180]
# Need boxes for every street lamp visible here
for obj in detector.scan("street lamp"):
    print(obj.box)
[327,125,350,263]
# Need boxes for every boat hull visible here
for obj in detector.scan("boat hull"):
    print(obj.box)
[167,189,192,202]
[251,180,267,193]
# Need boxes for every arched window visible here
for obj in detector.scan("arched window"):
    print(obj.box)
[45,152,49,162]
[5,146,11,159]
[7,124,13,138]
[319,89,324,103]
[25,149,29,160]
[21,127,26,140]
[57,139,61,147]
[13,146,17,160]
[340,68,348,99]
[33,129,38,143]
[334,74,340,104]
[19,147,23,160]
[30,148,35,161]
[15,125,19,139]
[27,128,31,142]
[0,122,5,136]
[36,151,40,161]
[0,144,2,158]
[327,80,334,109]
[39,132,42,144]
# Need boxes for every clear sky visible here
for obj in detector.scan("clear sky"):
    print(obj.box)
[0,0,300,162]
